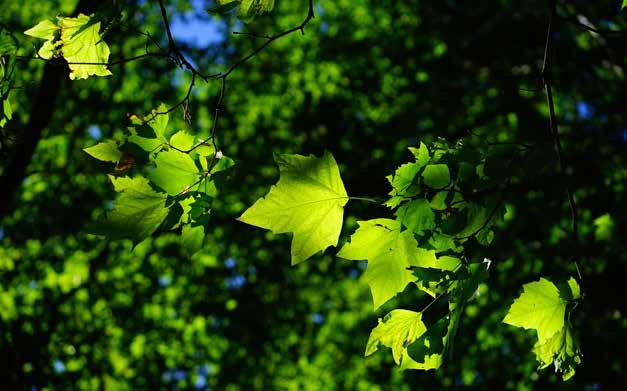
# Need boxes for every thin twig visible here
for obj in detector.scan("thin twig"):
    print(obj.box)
[542,0,584,292]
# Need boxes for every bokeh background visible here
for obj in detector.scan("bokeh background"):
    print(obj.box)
[0,0,626,389]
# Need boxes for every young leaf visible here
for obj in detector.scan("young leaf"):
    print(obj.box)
[83,140,122,163]
[365,309,427,364]
[337,219,437,309]
[59,14,112,80]
[238,151,348,265]
[88,176,170,243]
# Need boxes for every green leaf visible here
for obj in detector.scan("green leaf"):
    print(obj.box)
[218,0,275,20]
[337,219,437,309]
[238,151,348,265]
[567,277,581,300]
[365,309,427,364]
[428,233,459,253]
[623,0,627,10]
[0,28,18,57]
[148,104,169,137]
[532,324,582,381]
[389,162,421,197]
[504,277,582,380]
[0,93,13,128]
[169,130,195,150]
[180,224,205,257]
[149,150,200,195]
[395,199,436,234]
[503,278,566,342]
[593,213,613,241]
[408,142,431,167]
[208,1,240,14]
[24,19,59,59]
[88,176,170,243]
[401,314,454,371]
[83,140,122,163]
[24,20,59,40]
[421,164,450,188]
[59,14,112,80]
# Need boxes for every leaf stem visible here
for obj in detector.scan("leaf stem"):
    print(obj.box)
[348,196,380,204]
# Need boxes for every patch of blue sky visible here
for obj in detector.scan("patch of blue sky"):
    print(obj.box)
[170,0,226,49]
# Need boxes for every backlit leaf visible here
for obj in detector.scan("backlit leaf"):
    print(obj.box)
[238,151,348,265]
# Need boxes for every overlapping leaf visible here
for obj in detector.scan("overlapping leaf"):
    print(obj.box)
[503,277,582,380]
[365,309,427,364]
[88,176,170,243]
[337,218,437,309]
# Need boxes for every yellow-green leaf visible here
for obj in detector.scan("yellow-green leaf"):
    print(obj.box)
[83,140,121,163]
[238,151,348,265]
[59,14,112,80]
[503,278,566,342]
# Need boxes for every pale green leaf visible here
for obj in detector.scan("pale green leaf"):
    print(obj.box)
[24,20,59,59]
[83,140,121,163]
[148,104,169,137]
[59,14,112,80]
[238,151,348,265]
[365,309,427,364]
[337,219,437,309]
[24,20,59,40]
[149,150,200,195]
[169,130,195,150]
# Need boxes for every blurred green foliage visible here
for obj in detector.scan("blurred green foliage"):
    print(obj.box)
[0,0,626,389]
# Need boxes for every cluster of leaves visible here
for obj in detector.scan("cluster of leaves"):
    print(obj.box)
[84,105,234,257]
[24,13,112,80]
[238,139,583,379]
